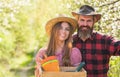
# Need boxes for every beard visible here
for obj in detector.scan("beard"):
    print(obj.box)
[78,26,93,39]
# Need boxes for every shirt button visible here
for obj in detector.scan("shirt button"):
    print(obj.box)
[83,51,86,54]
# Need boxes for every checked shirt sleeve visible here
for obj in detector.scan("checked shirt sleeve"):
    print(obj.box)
[105,36,120,55]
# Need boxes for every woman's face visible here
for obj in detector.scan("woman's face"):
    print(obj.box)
[58,22,70,42]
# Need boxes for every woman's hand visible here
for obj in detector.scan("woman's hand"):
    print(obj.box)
[35,54,47,77]
[35,65,42,77]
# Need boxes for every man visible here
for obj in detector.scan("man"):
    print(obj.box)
[72,5,120,77]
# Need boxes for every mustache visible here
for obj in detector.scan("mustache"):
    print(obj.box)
[79,25,91,29]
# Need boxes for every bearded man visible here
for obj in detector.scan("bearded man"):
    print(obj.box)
[72,5,120,77]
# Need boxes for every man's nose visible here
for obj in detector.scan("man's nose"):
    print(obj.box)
[83,21,87,26]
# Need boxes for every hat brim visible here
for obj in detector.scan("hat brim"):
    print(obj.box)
[72,12,101,22]
[45,17,77,36]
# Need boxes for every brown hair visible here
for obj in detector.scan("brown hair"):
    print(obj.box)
[46,21,73,66]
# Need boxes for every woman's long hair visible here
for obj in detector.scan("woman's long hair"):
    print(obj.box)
[46,22,73,66]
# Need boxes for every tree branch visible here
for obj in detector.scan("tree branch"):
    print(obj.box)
[99,0,120,7]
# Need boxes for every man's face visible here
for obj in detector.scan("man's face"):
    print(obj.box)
[77,15,95,39]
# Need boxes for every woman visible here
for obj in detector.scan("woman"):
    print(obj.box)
[35,16,82,77]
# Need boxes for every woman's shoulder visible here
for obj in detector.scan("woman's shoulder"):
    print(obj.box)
[71,47,81,54]
[39,47,47,52]
[36,47,47,56]
[71,47,80,52]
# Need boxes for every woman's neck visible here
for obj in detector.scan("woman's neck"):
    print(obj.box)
[56,41,65,52]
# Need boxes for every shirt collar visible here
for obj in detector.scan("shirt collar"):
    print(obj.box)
[89,32,97,40]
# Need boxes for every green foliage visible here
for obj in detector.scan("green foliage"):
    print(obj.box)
[0,0,120,77]
[108,56,120,77]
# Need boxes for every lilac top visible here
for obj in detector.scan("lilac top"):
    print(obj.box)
[35,47,82,66]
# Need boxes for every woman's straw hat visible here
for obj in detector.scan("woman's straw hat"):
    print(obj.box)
[45,16,77,36]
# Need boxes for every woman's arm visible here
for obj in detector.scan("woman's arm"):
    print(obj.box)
[70,47,82,66]
[35,48,46,77]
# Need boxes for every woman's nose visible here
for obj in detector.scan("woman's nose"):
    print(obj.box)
[61,29,66,33]
[61,28,67,33]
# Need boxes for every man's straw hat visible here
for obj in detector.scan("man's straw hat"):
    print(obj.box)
[72,5,101,22]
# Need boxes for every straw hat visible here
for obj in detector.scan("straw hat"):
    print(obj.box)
[72,5,101,22]
[45,17,77,36]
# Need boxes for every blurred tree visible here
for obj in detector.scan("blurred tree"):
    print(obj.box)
[0,0,119,77]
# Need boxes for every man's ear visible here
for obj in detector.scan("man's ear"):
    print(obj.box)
[93,16,97,23]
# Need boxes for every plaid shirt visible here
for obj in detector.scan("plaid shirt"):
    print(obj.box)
[73,32,120,77]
